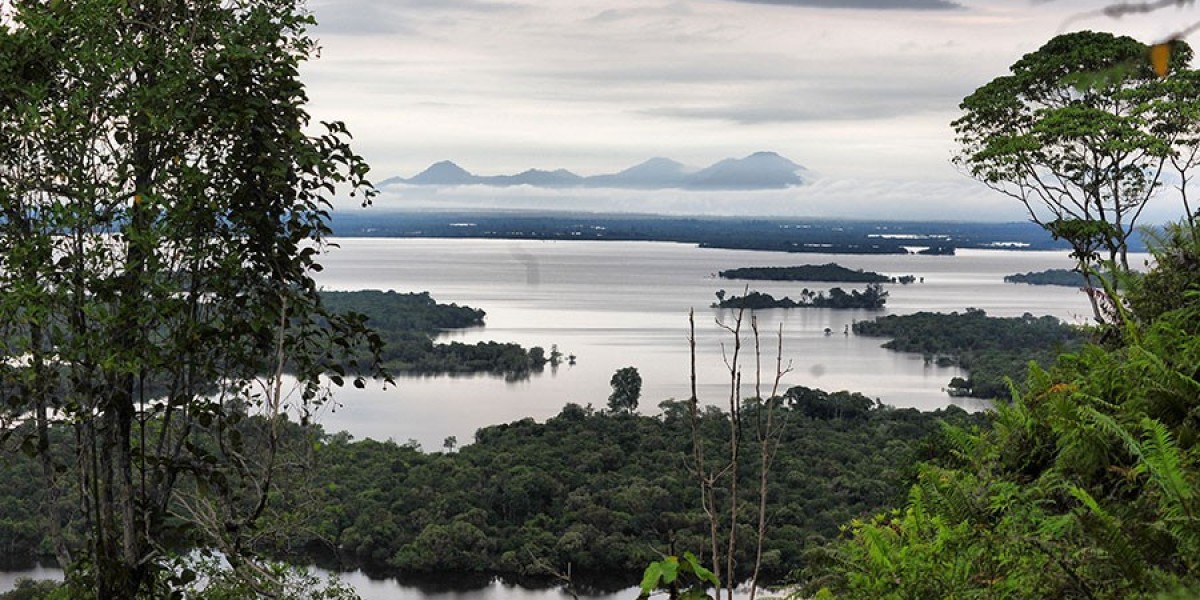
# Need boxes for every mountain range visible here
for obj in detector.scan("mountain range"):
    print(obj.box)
[377,151,810,191]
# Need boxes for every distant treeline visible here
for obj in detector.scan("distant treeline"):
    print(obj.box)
[1004,268,1088,287]
[329,211,1093,253]
[321,290,549,378]
[714,284,888,310]
[719,263,916,284]
[853,309,1085,398]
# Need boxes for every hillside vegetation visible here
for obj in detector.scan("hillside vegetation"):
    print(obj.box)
[804,229,1200,597]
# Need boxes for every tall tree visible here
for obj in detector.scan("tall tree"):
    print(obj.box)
[953,31,1194,271]
[608,366,642,414]
[0,1,381,597]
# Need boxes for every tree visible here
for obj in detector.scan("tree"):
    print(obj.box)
[807,225,1200,598]
[1141,69,1200,228]
[953,31,1195,271]
[0,1,381,597]
[608,366,642,413]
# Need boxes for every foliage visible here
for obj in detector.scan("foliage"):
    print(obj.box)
[806,221,1200,599]
[953,31,1195,270]
[714,284,887,310]
[173,555,359,600]
[638,552,719,600]
[608,367,643,414]
[0,579,65,600]
[0,0,380,596]
[853,309,1085,399]
[0,394,983,586]
[784,387,877,421]
[1127,223,1200,324]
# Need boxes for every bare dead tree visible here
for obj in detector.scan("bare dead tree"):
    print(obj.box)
[687,309,724,598]
[716,306,746,600]
[686,306,792,600]
[748,318,792,600]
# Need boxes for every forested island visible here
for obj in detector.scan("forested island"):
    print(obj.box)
[713,284,888,310]
[1004,268,1088,287]
[321,290,551,378]
[852,308,1085,398]
[719,263,916,284]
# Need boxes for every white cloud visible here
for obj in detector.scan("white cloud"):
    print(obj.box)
[303,0,1200,218]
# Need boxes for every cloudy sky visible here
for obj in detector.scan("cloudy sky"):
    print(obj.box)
[302,0,1200,221]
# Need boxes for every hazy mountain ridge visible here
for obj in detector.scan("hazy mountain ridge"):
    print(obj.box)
[379,151,810,190]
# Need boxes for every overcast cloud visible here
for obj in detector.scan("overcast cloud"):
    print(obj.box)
[726,0,964,10]
[303,0,1200,222]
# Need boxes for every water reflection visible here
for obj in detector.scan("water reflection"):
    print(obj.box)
[312,240,1112,450]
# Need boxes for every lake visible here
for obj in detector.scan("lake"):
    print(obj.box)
[311,238,1098,450]
[0,238,1113,596]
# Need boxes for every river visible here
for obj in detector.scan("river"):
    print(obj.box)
[0,238,1113,596]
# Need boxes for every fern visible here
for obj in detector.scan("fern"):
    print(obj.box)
[1138,418,1194,509]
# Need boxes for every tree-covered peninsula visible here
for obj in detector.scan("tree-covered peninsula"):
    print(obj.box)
[1004,268,1088,287]
[320,290,550,378]
[852,309,1085,399]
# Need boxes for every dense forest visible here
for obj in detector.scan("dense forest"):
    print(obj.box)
[852,309,1085,399]
[320,290,550,378]
[0,390,983,588]
[719,264,916,284]
[713,284,888,310]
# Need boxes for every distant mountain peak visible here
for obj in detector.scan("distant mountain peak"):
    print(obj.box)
[382,152,810,190]
[408,160,475,185]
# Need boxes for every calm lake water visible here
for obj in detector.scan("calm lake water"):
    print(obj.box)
[310,238,1101,450]
[1,238,1122,596]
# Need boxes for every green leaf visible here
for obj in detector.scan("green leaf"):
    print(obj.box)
[684,552,719,586]
[640,562,663,594]
[660,556,680,585]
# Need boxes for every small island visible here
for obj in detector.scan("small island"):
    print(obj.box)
[917,245,956,255]
[1004,268,1088,287]
[719,263,917,284]
[713,284,888,310]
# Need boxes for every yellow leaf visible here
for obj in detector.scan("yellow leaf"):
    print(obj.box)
[1151,43,1171,77]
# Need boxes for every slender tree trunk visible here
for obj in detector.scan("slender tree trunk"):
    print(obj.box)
[719,309,745,600]
[97,77,157,594]
[31,322,73,569]
[687,311,723,597]
[1080,267,1106,325]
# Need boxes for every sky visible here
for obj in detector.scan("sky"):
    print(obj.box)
[302,0,1200,221]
